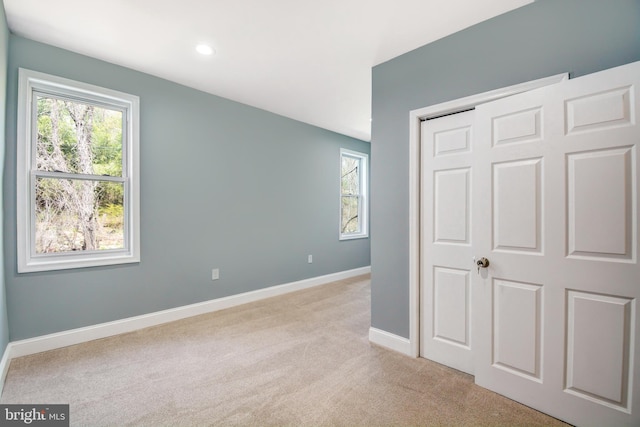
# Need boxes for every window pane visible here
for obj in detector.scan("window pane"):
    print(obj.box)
[341,195,360,234]
[35,177,124,254]
[36,96,123,177]
[341,156,360,195]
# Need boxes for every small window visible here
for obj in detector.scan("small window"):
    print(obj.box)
[340,148,368,240]
[17,68,140,272]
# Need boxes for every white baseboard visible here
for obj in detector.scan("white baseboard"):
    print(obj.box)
[7,266,371,362]
[368,327,413,356]
[0,342,13,396]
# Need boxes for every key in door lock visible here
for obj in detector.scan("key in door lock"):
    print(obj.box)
[476,257,490,274]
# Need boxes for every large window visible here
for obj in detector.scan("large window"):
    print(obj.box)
[17,69,140,272]
[340,148,368,240]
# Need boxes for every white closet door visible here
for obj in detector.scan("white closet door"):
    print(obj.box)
[473,61,640,427]
[420,110,475,374]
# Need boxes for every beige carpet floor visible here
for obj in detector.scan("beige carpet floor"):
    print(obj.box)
[1,275,569,426]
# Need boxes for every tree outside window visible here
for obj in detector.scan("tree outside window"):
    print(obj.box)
[17,69,140,272]
[35,96,124,253]
[340,149,368,240]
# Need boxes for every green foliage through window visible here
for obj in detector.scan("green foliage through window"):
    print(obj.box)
[35,95,125,253]
[341,156,360,233]
[340,149,368,239]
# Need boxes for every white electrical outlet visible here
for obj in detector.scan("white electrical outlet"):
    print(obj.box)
[308,255,313,264]
[211,268,219,281]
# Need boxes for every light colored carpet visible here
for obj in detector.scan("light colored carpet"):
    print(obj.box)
[1,275,568,426]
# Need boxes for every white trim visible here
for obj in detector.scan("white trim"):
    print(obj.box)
[408,73,568,359]
[368,327,412,356]
[0,343,13,396]
[6,266,370,359]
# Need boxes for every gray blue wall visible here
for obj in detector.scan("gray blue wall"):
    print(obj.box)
[371,0,640,337]
[4,36,370,340]
[0,0,8,355]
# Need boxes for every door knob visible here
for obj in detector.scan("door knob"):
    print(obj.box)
[476,257,489,274]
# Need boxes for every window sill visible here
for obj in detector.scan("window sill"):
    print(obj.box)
[339,233,369,241]
[18,252,140,273]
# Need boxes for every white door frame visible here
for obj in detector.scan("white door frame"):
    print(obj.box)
[407,73,568,358]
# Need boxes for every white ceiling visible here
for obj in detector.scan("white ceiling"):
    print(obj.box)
[4,0,532,141]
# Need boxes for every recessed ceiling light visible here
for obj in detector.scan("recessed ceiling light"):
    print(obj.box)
[196,44,215,56]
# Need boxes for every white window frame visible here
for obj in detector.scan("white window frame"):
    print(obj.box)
[339,148,369,240]
[17,68,140,273]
